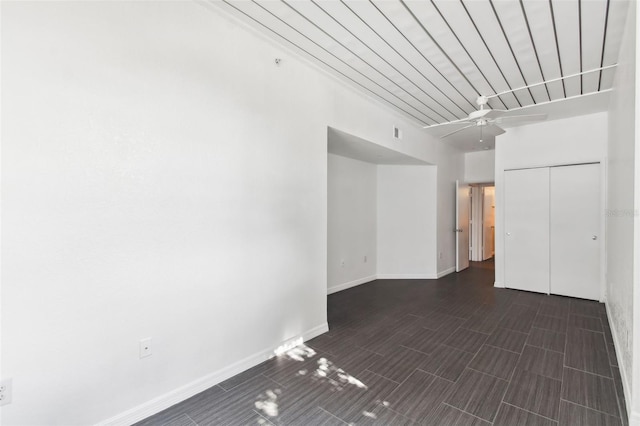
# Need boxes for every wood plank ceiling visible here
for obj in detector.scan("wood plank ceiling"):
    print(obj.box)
[211,0,627,129]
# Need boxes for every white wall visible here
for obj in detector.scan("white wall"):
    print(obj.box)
[494,112,608,290]
[327,154,377,293]
[465,150,496,183]
[1,2,463,425]
[607,0,638,422]
[377,166,438,278]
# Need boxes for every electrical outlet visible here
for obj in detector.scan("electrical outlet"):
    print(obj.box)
[364,255,367,263]
[139,338,152,359]
[341,260,345,268]
[0,378,13,406]
[439,252,443,259]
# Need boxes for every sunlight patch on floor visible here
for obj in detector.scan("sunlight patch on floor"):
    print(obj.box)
[254,343,369,419]
[254,389,280,417]
[273,338,305,357]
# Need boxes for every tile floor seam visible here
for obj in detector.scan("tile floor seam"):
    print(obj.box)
[563,365,615,380]
[559,398,622,418]
[398,344,434,357]
[440,341,478,356]
[569,313,606,320]
[484,343,522,355]
[370,399,426,424]
[466,365,510,382]
[460,327,491,336]
[526,329,567,354]
[415,367,457,384]
[466,346,484,369]
[184,413,198,425]
[387,366,435,392]
[568,327,606,335]
[441,401,492,424]
[561,322,570,411]
[253,409,274,425]
[502,401,560,424]
[516,350,564,381]
[453,367,510,423]
[496,339,526,423]
[362,368,402,385]
[399,344,438,358]
[317,407,348,425]
[261,372,288,390]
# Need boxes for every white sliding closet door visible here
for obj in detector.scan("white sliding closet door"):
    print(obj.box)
[504,168,550,294]
[550,164,601,300]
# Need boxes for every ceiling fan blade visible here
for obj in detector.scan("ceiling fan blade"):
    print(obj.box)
[485,124,505,136]
[423,118,470,129]
[440,124,476,138]
[483,109,507,119]
[497,113,548,124]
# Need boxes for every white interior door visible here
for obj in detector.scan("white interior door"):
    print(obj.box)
[470,186,484,261]
[483,186,495,260]
[456,180,470,272]
[504,168,550,294]
[550,164,601,300]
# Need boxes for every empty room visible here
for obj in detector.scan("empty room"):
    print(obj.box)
[2,0,640,425]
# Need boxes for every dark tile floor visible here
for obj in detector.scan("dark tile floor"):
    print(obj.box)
[136,260,628,425]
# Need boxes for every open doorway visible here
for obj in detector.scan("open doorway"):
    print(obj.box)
[469,184,495,270]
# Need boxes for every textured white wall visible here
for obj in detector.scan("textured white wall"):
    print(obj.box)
[494,112,608,290]
[327,154,377,293]
[607,0,638,422]
[465,150,496,183]
[1,2,462,425]
[377,166,438,278]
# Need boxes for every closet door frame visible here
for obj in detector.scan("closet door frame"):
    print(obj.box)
[502,161,605,302]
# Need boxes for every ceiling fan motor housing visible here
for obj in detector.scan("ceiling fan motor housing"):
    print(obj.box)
[476,95,489,107]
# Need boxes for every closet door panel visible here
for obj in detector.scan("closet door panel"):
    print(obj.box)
[550,163,601,300]
[504,168,550,294]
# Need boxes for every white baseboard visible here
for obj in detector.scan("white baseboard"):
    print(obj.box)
[327,275,376,295]
[605,305,632,423]
[328,270,458,295]
[494,281,505,288]
[436,267,456,278]
[97,323,329,426]
[376,273,435,279]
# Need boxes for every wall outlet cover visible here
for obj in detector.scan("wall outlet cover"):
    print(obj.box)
[0,378,13,406]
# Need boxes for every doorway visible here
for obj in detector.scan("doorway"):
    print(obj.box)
[456,182,495,278]
[470,184,495,262]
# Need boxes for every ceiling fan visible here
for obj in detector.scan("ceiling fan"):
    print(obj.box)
[432,95,547,141]
[423,64,619,142]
